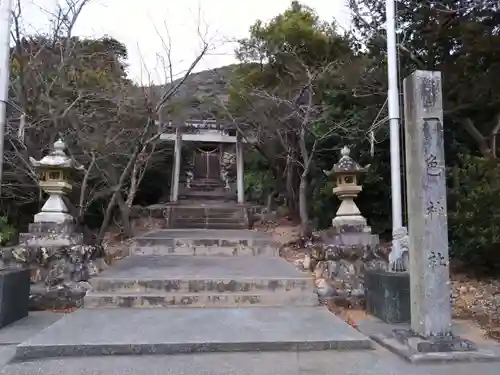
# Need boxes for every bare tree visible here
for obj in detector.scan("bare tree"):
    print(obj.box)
[226,50,359,234]
[4,0,95,217]
[96,19,211,240]
[5,0,211,241]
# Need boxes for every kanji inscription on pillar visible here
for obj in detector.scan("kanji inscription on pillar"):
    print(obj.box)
[422,117,449,272]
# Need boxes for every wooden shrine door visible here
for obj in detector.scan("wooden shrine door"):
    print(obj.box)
[193,148,220,179]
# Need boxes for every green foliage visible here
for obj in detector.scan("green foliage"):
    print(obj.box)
[0,216,17,246]
[244,152,276,204]
[448,155,500,272]
[236,1,340,67]
[234,1,351,94]
[350,0,500,146]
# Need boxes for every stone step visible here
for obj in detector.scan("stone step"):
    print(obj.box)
[185,187,226,193]
[169,222,248,230]
[132,242,274,256]
[188,181,224,186]
[171,217,245,224]
[187,183,225,189]
[87,256,307,289]
[173,213,246,219]
[131,233,277,256]
[189,178,224,184]
[176,204,244,210]
[90,277,312,294]
[170,220,247,226]
[179,190,238,201]
[83,291,318,308]
[15,307,373,359]
[188,179,224,183]
[170,219,246,224]
[172,217,246,223]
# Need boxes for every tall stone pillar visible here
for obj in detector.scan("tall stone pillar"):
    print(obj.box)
[370,70,497,362]
[404,70,452,337]
[171,127,182,202]
[236,135,244,204]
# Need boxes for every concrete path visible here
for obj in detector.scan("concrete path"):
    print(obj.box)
[16,307,371,360]
[4,348,500,375]
[1,312,500,374]
[0,312,65,370]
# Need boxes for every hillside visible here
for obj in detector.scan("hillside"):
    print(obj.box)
[151,64,238,120]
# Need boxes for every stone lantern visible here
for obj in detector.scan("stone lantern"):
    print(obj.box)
[325,146,370,229]
[30,139,81,224]
[318,145,382,315]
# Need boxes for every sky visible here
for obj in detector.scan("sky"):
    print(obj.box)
[19,0,352,84]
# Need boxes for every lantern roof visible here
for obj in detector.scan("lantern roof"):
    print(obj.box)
[324,146,370,176]
[30,139,80,169]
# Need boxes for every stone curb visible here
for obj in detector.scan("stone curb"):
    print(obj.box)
[16,338,373,360]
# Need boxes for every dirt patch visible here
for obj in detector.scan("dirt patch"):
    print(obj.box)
[451,275,500,341]
[272,223,500,342]
[101,218,166,265]
[253,219,302,246]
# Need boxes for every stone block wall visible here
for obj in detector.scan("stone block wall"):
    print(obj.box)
[0,244,106,310]
[307,224,388,307]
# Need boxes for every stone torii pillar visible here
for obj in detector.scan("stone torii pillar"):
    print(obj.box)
[236,134,244,204]
[170,126,182,202]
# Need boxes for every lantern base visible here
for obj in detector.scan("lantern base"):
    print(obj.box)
[34,194,73,224]
[331,215,367,228]
[34,211,74,224]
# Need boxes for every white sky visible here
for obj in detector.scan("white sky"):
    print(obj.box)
[19,0,352,84]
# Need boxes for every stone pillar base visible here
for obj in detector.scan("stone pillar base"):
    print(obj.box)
[365,270,410,324]
[371,329,500,363]
[0,269,30,328]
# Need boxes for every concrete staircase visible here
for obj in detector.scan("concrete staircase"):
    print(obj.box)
[187,178,226,191]
[84,256,318,308]
[171,174,248,229]
[167,204,248,229]
[85,230,314,308]
[15,229,372,360]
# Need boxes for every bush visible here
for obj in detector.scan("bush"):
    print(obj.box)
[244,152,276,205]
[0,216,17,246]
[447,154,500,273]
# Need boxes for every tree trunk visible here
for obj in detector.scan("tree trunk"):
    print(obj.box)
[116,192,133,238]
[266,191,274,212]
[78,153,96,224]
[285,152,296,214]
[125,162,140,208]
[460,117,493,157]
[490,114,500,158]
[97,145,141,241]
[298,172,310,237]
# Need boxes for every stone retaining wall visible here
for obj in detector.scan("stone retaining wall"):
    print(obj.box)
[0,244,106,310]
